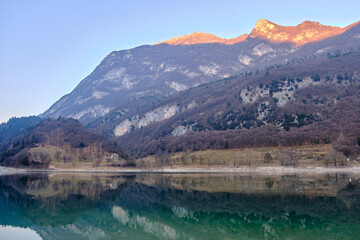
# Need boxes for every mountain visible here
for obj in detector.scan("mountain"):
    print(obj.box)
[249,19,351,45]
[42,19,360,125]
[104,51,360,157]
[156,19,353,46]
[0,118,127,167]
[40,19,360,157]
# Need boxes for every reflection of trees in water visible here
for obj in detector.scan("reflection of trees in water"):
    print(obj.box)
[0,173,360,239]
[127,174,360,219]
[117,181,360,222]
[0,174,131,226]
[135,173,350,198]
[110,174,360,239]
[337,180,360,210]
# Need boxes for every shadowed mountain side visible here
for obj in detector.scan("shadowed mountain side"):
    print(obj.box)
[94,51,360,157]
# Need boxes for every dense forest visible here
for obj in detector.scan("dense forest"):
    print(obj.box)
[0,116,41,144]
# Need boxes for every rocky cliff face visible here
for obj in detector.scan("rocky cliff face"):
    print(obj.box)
[114,104,181,136]
[156,31,249,45]
[157,19,354,46]
[249,19,349,45]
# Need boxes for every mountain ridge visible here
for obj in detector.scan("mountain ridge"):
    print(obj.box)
[156,31,249,45]
[156,19,358,46]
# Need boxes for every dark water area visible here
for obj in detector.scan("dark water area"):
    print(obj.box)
[0,172,360,239]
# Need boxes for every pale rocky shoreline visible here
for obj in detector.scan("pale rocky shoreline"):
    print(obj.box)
[2,166,360,175]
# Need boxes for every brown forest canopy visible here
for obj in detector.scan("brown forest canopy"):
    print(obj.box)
[0,118,127,166]
[114,51,360,158]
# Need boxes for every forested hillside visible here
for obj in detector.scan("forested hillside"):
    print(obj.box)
[112,51,360,158]
[0,116,41,144]
[0,118,127,167]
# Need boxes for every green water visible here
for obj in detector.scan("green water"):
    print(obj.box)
[0,172,360,239]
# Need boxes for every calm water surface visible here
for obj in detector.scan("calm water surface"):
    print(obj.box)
[0,172,359,239]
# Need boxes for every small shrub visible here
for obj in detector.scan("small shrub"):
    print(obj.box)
[264,153,272,163]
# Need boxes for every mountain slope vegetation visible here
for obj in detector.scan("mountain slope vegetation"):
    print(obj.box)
[0,118,127,167]
[110,51,360,157]
[0,116,41,145]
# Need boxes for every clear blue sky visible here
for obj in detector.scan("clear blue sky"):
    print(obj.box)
[0,0,359,123]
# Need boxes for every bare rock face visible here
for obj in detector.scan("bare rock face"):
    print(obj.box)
[157,19,354,46]
[249,19,349,45]
[156,32,249,45]
[114,104,180,136]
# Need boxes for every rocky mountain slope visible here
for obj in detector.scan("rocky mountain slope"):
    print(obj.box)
[157,19,354,46]
[249,19,353,45]
[156,31,249,45]
[105,51,360,157]
[42,19,360,125]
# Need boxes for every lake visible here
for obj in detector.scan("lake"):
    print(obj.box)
[0,172,359,239]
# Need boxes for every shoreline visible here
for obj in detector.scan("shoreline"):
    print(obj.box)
[2,166,360,175]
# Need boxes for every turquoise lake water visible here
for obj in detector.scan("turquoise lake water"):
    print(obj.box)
[0,172,359,239]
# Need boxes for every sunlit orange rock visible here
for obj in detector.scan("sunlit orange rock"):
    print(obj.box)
[156,19,359,46]
[249,19,353,45]
[156,31,248,45]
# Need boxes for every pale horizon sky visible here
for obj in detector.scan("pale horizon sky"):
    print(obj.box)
[1,0,360,123]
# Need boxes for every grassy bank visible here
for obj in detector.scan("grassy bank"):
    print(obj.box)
[3,144,360,172]
[29,145,126,169]
[136,144,359,169]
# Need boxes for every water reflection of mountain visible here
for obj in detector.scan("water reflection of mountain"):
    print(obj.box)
[1,173,360,240]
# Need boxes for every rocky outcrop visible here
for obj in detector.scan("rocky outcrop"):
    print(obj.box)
[249,19,349,45]
[156,31,248,45]
[114,101,199,137]
[157,19,355,46]
[114,105,180,136]
[171,125,193,137]
[239,76,320,107]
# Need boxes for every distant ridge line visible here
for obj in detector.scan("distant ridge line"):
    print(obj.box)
[156,19,360,46]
